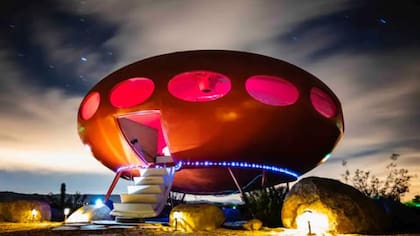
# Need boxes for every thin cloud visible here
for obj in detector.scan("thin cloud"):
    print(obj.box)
[301,49,420,200]
[0,1,418,200]
[31,19,116,90]
[0,49,103,174]
[61,0,348,65]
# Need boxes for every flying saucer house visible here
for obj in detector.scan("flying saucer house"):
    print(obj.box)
[77,50,344,218]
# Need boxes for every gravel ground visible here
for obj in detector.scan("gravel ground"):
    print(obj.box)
[0,222,62,233]
[0,223,419,236]
[0,222,286,236]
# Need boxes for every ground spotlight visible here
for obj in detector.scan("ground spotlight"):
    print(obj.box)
[173,211,182,231]
[64,208,70,222]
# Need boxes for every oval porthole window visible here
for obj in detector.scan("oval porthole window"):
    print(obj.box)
[168,70,231,102]
[80,91,100,120]
[310,87,337,118]
[245,75,299,106]
[110,78,155,108]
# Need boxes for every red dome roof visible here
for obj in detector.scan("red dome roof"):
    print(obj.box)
[78,50,344,194]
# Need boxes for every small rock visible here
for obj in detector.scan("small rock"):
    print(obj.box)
[170,204,225,232]
[243,218,263,231]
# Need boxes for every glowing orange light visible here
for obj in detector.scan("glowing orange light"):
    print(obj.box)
[31,208,38,221]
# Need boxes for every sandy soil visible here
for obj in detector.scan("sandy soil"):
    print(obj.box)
[0,222,419,236]
[0,222,286,236]
[0,222,61,233]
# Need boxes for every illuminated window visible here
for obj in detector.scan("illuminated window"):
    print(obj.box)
[245,75,299,106]
[80,92,100,120]
[168,71,231,102]
[310,87,337,118]
[110,78,155,108]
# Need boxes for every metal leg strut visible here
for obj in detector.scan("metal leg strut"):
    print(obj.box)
[105,171,122,204]
[228,167,244,195]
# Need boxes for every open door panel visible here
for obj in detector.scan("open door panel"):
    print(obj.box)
[118,117,158,164]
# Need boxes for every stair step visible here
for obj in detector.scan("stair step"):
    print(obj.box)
[127,185,162,194]
[133,176,164,185]
[120,194,162,203]
[115,217,144,223]
[111,210,156,218]
[113,203,154,212]
[139,168,168,177]
[113,166,176,219]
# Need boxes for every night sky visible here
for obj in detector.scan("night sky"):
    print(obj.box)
[0,0,419,201]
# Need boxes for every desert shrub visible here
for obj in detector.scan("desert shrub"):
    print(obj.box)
[404,195,420,208]
[341,153,416,202]
[47,183,86,220]
[241,186,288,227]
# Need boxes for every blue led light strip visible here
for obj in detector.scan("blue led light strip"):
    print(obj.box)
[176,160,299,178]
[117,160,299,178]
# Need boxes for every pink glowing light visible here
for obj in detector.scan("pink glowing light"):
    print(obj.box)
[310,87,337,118]
[110,78,155,108]
[245,75,299,106]
[80,92,100,120]
[168,71,231,102]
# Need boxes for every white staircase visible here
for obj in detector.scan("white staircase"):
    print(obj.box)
[111,166,175,219]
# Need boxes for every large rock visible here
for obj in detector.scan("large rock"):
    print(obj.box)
[281,177,390,234]
[0,200,51,222]
[169,204,225,232]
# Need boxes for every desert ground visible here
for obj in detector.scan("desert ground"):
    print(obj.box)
[0,222,419,236]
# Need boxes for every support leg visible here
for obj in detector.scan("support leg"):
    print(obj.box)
[105,171,122,204]
[261,170,266,188]
[228,168,244,195]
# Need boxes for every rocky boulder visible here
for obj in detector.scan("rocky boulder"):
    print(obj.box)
[0,200,51,222]
[170,204,225,232]
[281,177,390,234]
